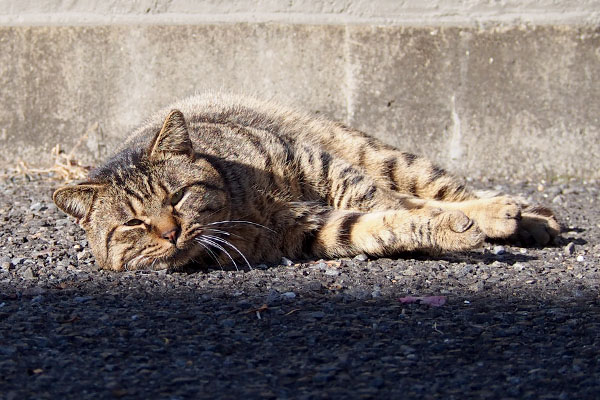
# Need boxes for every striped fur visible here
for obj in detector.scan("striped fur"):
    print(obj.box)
[53,93,560,271]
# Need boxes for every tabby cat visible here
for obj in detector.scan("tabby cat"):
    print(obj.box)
[53,93,560,271]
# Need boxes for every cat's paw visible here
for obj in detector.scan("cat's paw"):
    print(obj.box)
[435,210,485,251]
[467,196,522,239]
[516,205,561,245]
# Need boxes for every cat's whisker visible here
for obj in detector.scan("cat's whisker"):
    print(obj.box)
[203,228,230,236]
[203,227,248,242]
[197,238,239,271]
[206,220,276,233]
[195,240,223,269]
[202,234,253,270]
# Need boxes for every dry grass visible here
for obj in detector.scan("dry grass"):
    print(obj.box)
[9,124,97,182]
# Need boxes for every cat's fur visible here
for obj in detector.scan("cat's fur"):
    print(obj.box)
[53,93,560,271]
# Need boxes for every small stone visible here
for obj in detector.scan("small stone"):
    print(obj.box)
[219,319,235,328]
[576,255,584,262]
[492,245,506,255]
[21,267,36,279]
[308,311,325,319]
[0,345,17,356]
[11,258,24,266]
[0,257,12,271]
[256,264,268,270]
[564,242,575,256]
[354,254,368,262]
[281,292,296,299]
[280,257,293,266]
[552,195,563,204]
[30,295,44,303]
[73,296,94,303]
[512,263,526,271]
[371,285,382,298]
[469,281,484,292]
[29,202,46,212]
[324,268,340,276]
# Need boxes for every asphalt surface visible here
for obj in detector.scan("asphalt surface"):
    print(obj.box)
[0,174,598,399]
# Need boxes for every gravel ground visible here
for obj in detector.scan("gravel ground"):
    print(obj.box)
[0,174,598,399]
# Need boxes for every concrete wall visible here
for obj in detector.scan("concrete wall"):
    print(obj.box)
[1,2,599,180]
[2,1,599,25]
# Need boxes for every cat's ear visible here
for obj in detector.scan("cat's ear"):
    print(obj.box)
[53,183,104,221]
[149,109,194,160]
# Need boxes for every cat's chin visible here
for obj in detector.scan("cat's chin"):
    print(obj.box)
[113,244,203,272]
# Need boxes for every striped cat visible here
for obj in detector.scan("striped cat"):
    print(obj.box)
[53,93,560,271]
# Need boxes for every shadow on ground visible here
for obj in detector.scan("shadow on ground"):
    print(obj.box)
[0,278,598,400]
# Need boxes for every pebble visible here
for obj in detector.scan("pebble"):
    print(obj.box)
[73,296,94,303]
[324,268,340,276]
[280,257,293,266]
[308,311,325,319]
[29,202,46,212]
[20,267,36,279]
[0,257,12,271]
[564,242,575,256]
[11,258,24,266]
[512,263,526,271]
[354,254,368,262]
[371,285,382,298]
[219,319,236,328]
[576,255,584,262]
[492,246,506,255]
[281,292,296,299]
[30,295,44,303]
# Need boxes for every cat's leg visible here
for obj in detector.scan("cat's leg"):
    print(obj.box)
[317,123,475,201]
[299,144,559,245]
[355,145,560,244]
[304,155,527,243]
[305,207,484,258]
[336,139,559,245]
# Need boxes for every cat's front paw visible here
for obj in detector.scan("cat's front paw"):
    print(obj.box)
[467,196,522,239]
[516,205,561,245]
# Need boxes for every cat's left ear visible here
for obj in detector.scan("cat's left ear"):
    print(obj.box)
[53,183,106,222]
[149,109,194,160]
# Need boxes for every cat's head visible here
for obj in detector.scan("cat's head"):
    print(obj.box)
[53,110,230,271]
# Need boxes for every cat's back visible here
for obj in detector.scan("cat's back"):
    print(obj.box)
[127,92,335,150]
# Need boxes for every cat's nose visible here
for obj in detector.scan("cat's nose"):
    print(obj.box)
[161,227,180,244]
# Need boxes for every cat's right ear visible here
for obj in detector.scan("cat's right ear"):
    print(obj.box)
[148,109,194,160]
[53,183,104,221]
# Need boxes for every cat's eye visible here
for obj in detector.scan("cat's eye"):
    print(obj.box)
[170,189,185,206]
[124,218,144,227]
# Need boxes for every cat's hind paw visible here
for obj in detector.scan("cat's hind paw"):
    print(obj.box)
[516,205,561,246]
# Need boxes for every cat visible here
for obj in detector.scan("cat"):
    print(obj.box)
[53,93,560,271]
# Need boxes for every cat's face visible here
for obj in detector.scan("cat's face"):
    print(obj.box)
[53,110,230,271]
